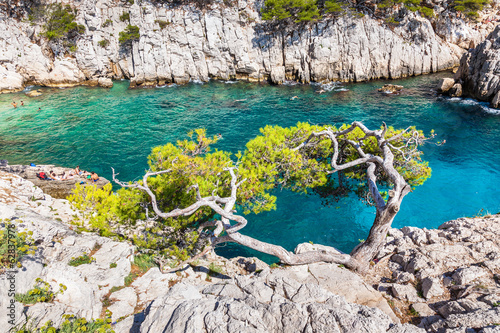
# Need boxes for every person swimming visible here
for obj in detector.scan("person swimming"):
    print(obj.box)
[20,101,24,106]
[291,96,299,100]
[12,101,17,108]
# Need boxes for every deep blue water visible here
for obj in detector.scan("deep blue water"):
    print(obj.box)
[0,73,499,262]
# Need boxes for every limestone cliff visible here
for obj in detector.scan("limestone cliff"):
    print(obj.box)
[456,25,500,108]
[0,0,498,93]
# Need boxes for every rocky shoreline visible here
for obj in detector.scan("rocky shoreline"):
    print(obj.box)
[437,25,500,109]
[0,160,109,199]
[0,170,499,332]
[0,0,498,93]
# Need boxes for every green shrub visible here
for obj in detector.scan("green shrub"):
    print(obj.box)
[454,0,489,18]
[0,220,36,271]
[15,278,66,304]
[109,262,117,268]
[261,0,321,22]
[119,12,130,22]
[119,25,140,45]
[419,6,434,18]
[109,286,123,293]
[384,15,400,25]
[14,315,114,333]
[98,39,110,48]
[124,272,138,286]
[68,253,94,267]
[324,0,344,14]
[134,254,158,272]
[102,19,113,27]
[41,4,85,41]
[155,19,170,29]
[208,262,223,276]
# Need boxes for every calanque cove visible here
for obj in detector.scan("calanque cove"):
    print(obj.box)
[0,0,500,332]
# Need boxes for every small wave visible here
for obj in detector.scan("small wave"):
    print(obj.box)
[191,79,205,85]
[447,97,499,115]
[313,82,345,92]
[156,83,177,88]
[224,80,238,84]
[283,80,300,86]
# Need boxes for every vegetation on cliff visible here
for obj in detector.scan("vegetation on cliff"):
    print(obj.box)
[260,0,490,23]
[0,220,36,271]
[118,25,140,45]
[28,4,85,53]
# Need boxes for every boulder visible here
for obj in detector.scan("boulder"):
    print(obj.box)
[449,83,463,97]
[452,266,488,285]
[421,277,444,299]
[378,84,404,94]
[391,284,422,303]
[98,77,113,88]
[438,301,467,318]
[25,89,43,97]
[437,78,455,93]
[411,303,435,317]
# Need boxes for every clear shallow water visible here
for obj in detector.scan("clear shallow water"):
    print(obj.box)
[1,74,499,262]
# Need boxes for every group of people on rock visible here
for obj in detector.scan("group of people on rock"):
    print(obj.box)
[40,165,99,182]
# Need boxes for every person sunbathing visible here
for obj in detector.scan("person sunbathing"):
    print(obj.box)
[48,170,61,180]
[61,170,75,180]
[90,172,99,182]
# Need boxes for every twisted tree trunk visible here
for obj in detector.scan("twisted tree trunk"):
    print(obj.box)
[113,121,427,272]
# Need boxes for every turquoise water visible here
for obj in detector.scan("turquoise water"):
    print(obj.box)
[1,74,499,262]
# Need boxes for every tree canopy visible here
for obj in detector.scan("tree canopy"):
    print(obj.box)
[69,122,434,271]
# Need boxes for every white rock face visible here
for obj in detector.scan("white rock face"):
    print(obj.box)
[456,25,500,108]
[0,0,496,92]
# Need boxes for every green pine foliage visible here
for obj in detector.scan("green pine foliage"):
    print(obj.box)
[155,19,171,29]
[98,39,110,48]
[41,4,85,41]
[69,124,432,265]
[324,0,344,14]
[377,0,434,19]
[454,0,489,18]
[119,12,130,22]
[261,0,321,22]
[119,25,140,45]
[102,19,113,28]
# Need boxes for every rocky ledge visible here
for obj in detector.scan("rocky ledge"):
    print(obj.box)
[438,25,500,108]
[0,160,109,199]
[0,170,499,332]
[370,214,500,332]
